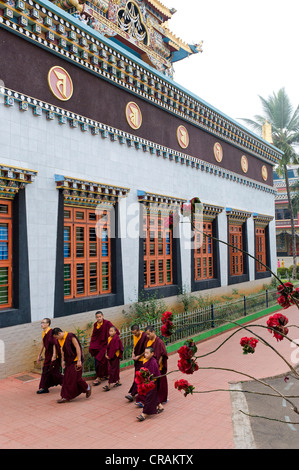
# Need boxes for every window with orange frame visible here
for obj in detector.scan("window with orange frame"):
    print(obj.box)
[255,226,267,272]
[194,219,213,281]
[229,224,243,276]
[63,206,111,299]
[0,200,12,308]
[143,209,173,288]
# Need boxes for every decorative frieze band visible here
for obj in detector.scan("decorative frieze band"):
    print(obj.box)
[0,0,282,165]
[226,207,252,224]
[253,213,274,227]
[137,190,186,206]
[0,163,37,198]
[1,86,277,196]
[202,203,224,221]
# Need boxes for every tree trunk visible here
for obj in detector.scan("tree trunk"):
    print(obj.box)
[284,165,297,279]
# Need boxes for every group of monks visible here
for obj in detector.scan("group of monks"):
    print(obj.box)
[36,311,168,421]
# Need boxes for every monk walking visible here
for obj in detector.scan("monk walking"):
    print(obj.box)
[103,326,123,391]
[136,347,163,421]
[89,311,114,385]
[52,328,91,403]
[36,318,63,394]
[145,326,168,405]
[125,324,148,402]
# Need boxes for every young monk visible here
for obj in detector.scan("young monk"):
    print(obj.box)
[36,318,63,394]
[145,326,168,405]
[89,311,115,385]
[136,347,163,422]
[103,326,123,391]
[52,328,91,403]
[125,324,148,402]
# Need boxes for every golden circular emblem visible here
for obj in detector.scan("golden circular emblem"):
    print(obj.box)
[48,66,73,101]
[177,125,189,149]
[213,142,223,163]
[125,102,142,130]
[262,165,268,181]
[241,155,248,173]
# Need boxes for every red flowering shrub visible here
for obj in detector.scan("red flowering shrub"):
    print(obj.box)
[240,337,259,354]
[174,379,195,397]
[135,367,155,396]
[161,311,174,338]
[267,313,289,341]
[177,340,198,374]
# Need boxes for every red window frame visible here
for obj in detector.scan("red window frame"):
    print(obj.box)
[143,209,173,288]
[229,224,243,276]
[194,219,213,280]
[256,227,266,272]
[64,206,111,299]
[0,200,12,308]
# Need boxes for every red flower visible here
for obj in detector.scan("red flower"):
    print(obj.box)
[137,381,155,396]
[161,322,173,337]
[276,282,296,309]
[177,339,198,374]
[174,379,195,397]
[267,313,289,341]
[240,337,258,354]
[178,358,198,374]
[178,345,194,360]
[161,311,174,337]
[161,311,172,322]
[135,367,156,396]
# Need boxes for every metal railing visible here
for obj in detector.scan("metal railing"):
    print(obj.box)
[80,289,278,373]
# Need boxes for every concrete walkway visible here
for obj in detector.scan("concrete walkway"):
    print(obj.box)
[0,305,298,450]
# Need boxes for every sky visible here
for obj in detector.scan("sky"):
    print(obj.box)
[163,0,299,133]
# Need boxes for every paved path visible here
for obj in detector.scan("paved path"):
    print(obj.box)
[0,305,298,450]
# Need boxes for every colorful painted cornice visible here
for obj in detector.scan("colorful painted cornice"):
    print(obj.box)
[1,85,277,195]
[0,0,282,166]
[202,203,224,221]
[55,174,130,206]
[226,207,252,223]
[137,189,186,206]
[252,213,274,227]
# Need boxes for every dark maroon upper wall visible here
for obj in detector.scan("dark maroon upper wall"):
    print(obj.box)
[0,28,273,186]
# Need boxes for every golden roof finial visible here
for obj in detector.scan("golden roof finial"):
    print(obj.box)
[262,119,273,144]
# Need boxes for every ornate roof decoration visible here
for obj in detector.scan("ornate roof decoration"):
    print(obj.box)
[49,0,202,77]
[0,0,281,165]
[55,174,130,206]
[147,0,173,19]
[0,163,37,199]
[2,86,277,195]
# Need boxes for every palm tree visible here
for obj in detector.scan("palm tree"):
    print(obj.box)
[241,88,299,279]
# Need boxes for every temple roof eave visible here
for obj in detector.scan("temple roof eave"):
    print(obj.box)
[147,0,173,20]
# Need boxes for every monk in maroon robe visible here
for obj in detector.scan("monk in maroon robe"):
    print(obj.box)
[136,347,163,421]
[125,324,148,402]
[36,318,63,394]
[89,311,115,385]
[145,326,168,405]
[52,328,91,403]
[103,326,124,390]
